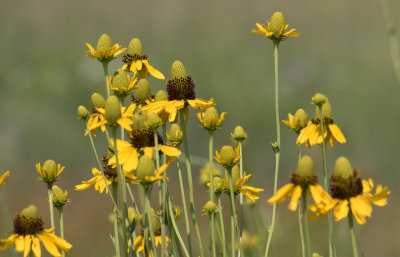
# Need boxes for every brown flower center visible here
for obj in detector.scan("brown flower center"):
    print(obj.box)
[129,129,163,149]
[290,174,318,188]
[122,54,148,64]
[102,156,118,178]
[13,215,44,235]
[166,76,196,101]
[330,170,363,199]
[311,117,334,126]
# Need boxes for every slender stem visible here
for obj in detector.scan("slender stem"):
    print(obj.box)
[57,207,65,257]
[302,190,311,257]
[298,144,306,257]
[208,131,217,257]
[179,108,204,257]
[380,0,400,85]
[112,183,121,257]
[145,187,158,257]
[264,39,281,257]
[153,129,166,256]
[238,141,244,257]
[85,121,119,213]
[298,144,302,163]
[209,213,217,257]
[47,185,55,231]
[168,195,190,257]
[217,194,227,257]
[112,128,129,257]
[103,62,110,96]
[348,210,359,257]
[176,155,193,256]
[318,106,336,257]
[227,167,237,257]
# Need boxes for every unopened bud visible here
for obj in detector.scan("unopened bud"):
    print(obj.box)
[52,185,68,208]
[231,126,247,142]
[77,105,89,119]
[91,93,106,109]
[112,69,129,90]
[203,201,218,214]
[167,124,183,144]
[293,109,307,129]
[147,113,162,129]
[105,96,121,124]
[311,93,327,106]
[136,155,155,179]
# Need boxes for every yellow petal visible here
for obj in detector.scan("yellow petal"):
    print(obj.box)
[288,185,302,211]
[333,199,349,222]
[0,170,10,186]
[43,231,72,252]
[328,124,346,144]
[267,183,294,205]
[144,63,165,80]
[15,235,25,252]
[308,184,322,204]
[159,145,181,156]
[23,235,32,257]
[350,196,372,225]
[37,233,62,257]
[31,236,41,257]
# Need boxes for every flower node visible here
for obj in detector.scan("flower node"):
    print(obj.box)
[166,76,196,101]
[330,170,363,199]
[13,215,44,236]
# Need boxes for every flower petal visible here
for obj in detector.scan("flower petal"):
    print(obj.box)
[267,183,294,205]
[333,199,349,222]
[288,185,302,211]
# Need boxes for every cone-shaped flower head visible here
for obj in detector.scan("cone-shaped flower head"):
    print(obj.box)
[132,110,149,130]
[112,69,129,91]
[315,100,332,120]
[197,107,226,131]
[105,95,122,124]
[203,201,218,214]
[155,90,168,102]
[225,164,240,185]
[134,79,152,105]
[171,60,187,79]
[96,34,112,53]
[52,185,68,208]
[231,126,247,142]
[128,207,139,226]
[127,38,143,56]
[91,92,106,110]
[294,108,308,129]
[296,155,315,177]
[214,145,240,168]
[167,60,196,101]
[136,155,155,179]
[333,157,353,179]
[36,159,65,185]
[77,105,89,119]
[146,113,162,129]
[212,176,225,192]
[312,93,327,106]
[21,205,39,219]
[269,12,285,35]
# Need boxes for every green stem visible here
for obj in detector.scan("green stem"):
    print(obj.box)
[298,144,302,163]
[168,195,190,257]
[179,108,204,257]
[85,121,119,213]
[112,128,129,257]
[153,129,166,257]
[302,190,311,257]
[227,167,237,257]
[264,39,281,257]
[47,185,55,231]
[298,144,306,257]
[145,187,158,257]
[209,213,217,257]
[176,155,193,256]
[348,210,359,257]
[217,194,227,257]
[57,207,65,257]
[208,131,217,257]
[103,62,110,97]
[238,141,244,257]
[112,183,121,257]
[380,0,400,85]
[318,106,336,257]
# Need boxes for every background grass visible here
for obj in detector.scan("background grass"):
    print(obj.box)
[0,0,399,256]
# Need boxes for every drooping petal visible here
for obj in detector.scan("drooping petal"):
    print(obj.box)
[288,185,302,211]
[159,145,181,156]
[15,235,25,252]
[31,236,41,257]
[350,196,372,225]
[23,235,32,257]
[37,233,62,257]
[328,124,346,144]
[0,234,18,250]
[267,183,295,205]
[144,62,165,80]
[333,199,349,222]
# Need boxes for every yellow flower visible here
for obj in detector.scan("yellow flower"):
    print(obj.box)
[132,155,171,185]
[36,160,65,185]
[109,69,137,97]
[108,111,181,172]
[133,234,170,255]
[85,34,126,63]
[122,38,165,80]
[0,205,72,257]
[308,157,390,224]
[282,108,308,134]
[88,103,135,132]
[0,170,10,186]
[197,107,226,131]
[268,156,332,211]
[141,60,215,123]
[296,101,346,148]
[214,145,240,168]
[251,11,299,41]
[75,156,136,194]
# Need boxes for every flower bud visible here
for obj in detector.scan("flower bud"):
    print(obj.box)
[167,124,183,144]
[132,110,149,130]
[314,100,332,120]
[112,69,129,90]
[221,146,235,163]
[171,60,187,79]
[96,34,112,53]
[155,90,168,102]
[146,113,162,129]
[225,164,240,185]
[269,12,285,35]
[136,155,155,179]
[105,96,121,124]
[203,201,218,214]
[203,107,219,129]
[231,126,247,142]
[127,38,143,56]
[91,92,106,109]
[77,105,89,119]
[128,207,139,226]
[311,93,327,106]
[52,185,68,208]
[296,155,314,177]
[150,208,160,232]
[333,157,353,179]
[21,205,38,219]
[43,160,57,178]
[213,176,225,192]
[293,108,307,129]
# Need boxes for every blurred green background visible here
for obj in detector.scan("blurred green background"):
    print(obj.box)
[0,0,399,256]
